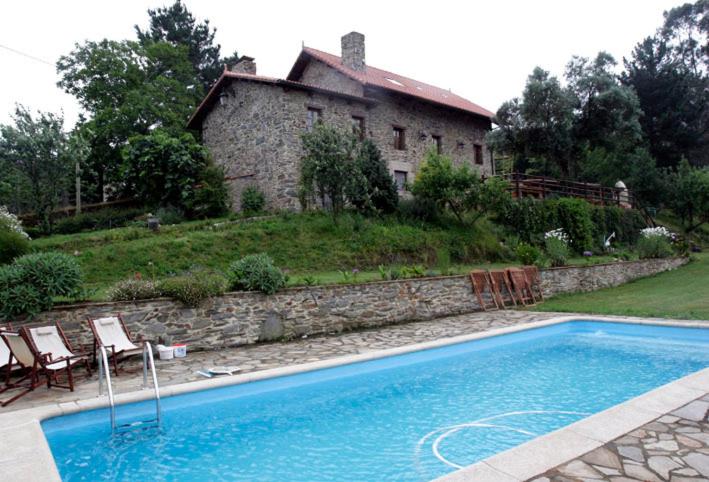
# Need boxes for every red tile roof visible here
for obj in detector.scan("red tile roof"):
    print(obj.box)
[288,47,494,119]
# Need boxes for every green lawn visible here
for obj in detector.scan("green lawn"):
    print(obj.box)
[534,253,709,320]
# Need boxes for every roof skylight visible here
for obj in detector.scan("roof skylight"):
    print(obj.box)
[385,77,405,87]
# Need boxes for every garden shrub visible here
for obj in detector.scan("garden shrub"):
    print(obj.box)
[52,207,144,235]
[241,186,266,213]
[13,252,82,297]
[154,206,185,225]
[0,228,30,265]
[500,198,548,243]
[515,242,541,265]
[552,198,594,252]
[0,206,31,264]
[0,252,82,320]
[637,227,674,259]
[227,253,286,295]
[637,236,673,259]
[159,272,228,307]
[397,198,439,224]
[544,229,570,267]
[107,278,161,302]
[186,164,231,219]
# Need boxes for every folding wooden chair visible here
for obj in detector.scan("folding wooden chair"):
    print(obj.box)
[522,265,544,302]
[22,322,92,392]
[506,267,536,306]
[88,314,142,376]
[0,329,43,406]
[469,270,499,311]
[488,270,517,308]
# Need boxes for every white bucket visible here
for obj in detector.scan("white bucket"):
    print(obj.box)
[173,344,187,358]
[157,345,174,360]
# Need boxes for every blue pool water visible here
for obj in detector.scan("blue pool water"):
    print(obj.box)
[43,321,709,481]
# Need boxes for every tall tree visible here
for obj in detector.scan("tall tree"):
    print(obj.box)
[565,52,643,156]
[489,67,575,177]
[622,1,708,169]
[0,106,73,232]
[135,0,239,90]
[57,39,202,198]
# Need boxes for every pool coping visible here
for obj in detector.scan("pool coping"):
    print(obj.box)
[3,314,709,482]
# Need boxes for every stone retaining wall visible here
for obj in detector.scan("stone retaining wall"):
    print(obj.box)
[22,257,688,351]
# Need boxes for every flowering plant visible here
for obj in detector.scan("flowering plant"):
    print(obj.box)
[640,226,675,241]
[544,228,569,245]
[0,206,30,239]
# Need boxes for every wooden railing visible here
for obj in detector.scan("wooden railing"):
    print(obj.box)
[502,172,634,208]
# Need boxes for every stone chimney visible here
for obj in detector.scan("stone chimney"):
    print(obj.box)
[341,32,365,71]
[230,56,257,75]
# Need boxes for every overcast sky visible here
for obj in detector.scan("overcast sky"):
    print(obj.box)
[0,0,680,128]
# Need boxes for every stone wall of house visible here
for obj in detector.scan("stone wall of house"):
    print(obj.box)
[201,74,492,211]
[364,88,493,180]
[25,257,687,352]
[299,59,364,97]
[202,81,371,210]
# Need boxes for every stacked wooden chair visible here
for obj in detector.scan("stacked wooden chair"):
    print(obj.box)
[488,270,518,308]
[469,270,499,311]
[469,266,545,309]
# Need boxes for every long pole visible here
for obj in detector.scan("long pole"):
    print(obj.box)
[75,159,81,215]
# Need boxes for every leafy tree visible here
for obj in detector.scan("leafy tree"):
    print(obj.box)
[660,0,708,75]
[665,160,709,233]
[348,140,398,214]
[121,130,211,213]
[135,0,239,90]
[566,52,643,158]
[410,150,511,225]
[0,106,73,233]
[57,39,202,198]
[299,125,358,221]
[622,2,708,169]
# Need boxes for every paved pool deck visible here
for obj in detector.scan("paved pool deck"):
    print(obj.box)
[0,310,557,412]
[3,310,709,482]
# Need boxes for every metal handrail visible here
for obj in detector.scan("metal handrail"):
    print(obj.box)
[142,342,161,424]
[97,345,116,431]
[97,342,161,432]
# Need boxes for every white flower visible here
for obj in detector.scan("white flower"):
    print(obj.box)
[640,226,673,239]
[545,228,569,244]
[0,206,30,240]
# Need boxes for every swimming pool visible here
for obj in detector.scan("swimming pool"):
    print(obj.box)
[42,320,709,481]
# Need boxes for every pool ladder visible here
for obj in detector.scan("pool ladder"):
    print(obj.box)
[98,342,161,433]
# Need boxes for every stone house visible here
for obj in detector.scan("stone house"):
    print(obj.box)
[187,32,495,210]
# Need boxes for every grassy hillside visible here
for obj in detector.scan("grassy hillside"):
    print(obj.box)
[534,253,709,320]
[32,212,509,295]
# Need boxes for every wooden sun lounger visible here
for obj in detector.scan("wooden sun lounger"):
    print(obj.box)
[488,270,517,308]
[0,329,43,406]
[469,270,499,311]
[88,314,142,376]
[22,322,92,392]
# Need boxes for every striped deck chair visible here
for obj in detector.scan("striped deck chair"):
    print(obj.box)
[469,270,499,311]
[506,267,536,306]
[488,270,517,308]
[522,265,544,302]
